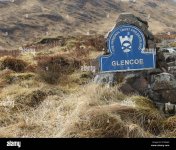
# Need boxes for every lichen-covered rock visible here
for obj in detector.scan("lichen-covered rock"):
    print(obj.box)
[151,73,176,91]
[115,13,154,41]
[148,73,176,104]
[119,83,137,95]
[154,102,176,114]
[94,73,117,86]
[106,13,155,51]
[119,73,148,95]
[157,48,176,77]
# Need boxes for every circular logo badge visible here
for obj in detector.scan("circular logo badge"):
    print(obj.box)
[108,25,146,54]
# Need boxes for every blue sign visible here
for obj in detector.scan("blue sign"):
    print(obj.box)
[100,25,156,72]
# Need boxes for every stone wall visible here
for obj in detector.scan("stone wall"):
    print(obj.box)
[94,13,176,114]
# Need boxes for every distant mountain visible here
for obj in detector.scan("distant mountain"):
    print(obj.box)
[0,0,176,49]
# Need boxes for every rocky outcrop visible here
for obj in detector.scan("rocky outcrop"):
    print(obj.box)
[115,13,154,41]
[118,71,176,114]
[94,73,118,86]
[147,72,176,103]
[157,47,176,77]
[94,13,176,114]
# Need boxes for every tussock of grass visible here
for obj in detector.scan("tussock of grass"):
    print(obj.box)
[61,112,128,138]
[0,56,27,72]
[25,64,37,72]
[15,89,46,108]
[170,42,176,47]
[163,116,176,132]
[0,82,47,111]
[160,129,176,138]
[5,73,36,84]
[36,55,81,84]
[127,124,153,138]
[63,71,93,88]
[55,84,162,138]
[0,69,14,89]
[130,96,156,109]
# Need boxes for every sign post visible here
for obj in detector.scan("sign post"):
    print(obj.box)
[100,25,156,72]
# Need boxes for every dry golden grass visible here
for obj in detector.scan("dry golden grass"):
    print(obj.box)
[170,42,176,47]
[0,36,175,138]
[0,78,174,138]
[163,116,176,132]
[55,84,157,138]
